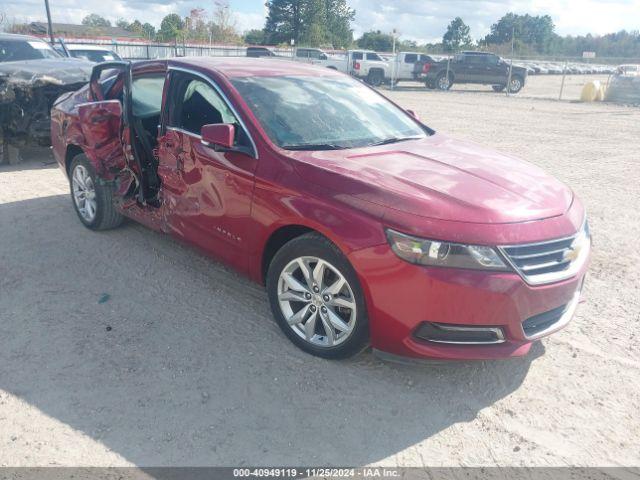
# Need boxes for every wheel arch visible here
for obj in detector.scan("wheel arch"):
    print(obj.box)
[65,144,85,176]
[261,224,315,284]
[368,67,385,76]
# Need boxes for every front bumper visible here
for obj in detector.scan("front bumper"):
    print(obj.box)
[348,244,589,360]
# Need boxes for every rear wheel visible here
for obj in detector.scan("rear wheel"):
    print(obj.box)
[266,233,369,359]
[70,154,123,230]
[366,69,384,87]
[436,72,453,90]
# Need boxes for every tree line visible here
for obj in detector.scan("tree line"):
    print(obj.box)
[10,2,638,59]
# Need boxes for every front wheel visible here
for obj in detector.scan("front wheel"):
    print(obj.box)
[266,233,369,359]
[70,154,123,230]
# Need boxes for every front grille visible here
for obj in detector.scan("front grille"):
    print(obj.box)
[522,304,567,337]
[499,222,590,285]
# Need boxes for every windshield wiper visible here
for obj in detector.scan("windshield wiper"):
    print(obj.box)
[282,143,348,151]
[368,136,422,147]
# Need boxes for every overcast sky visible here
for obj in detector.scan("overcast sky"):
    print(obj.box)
[1,0,639,43]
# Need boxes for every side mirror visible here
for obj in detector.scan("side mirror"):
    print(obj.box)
[406,109,420,120]
[201,123,235,149]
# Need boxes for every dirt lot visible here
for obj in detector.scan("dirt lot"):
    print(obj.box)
[1,74,639,468]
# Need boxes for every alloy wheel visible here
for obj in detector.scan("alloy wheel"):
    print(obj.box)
[510,78,522,92]
[277,256,357,347]
[72,164,97,222]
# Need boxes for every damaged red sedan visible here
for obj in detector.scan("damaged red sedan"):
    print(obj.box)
[51,58,590,360]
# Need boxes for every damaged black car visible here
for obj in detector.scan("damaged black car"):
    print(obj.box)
[0,33,92,164]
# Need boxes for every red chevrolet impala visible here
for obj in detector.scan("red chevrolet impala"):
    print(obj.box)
[50,58,590,360]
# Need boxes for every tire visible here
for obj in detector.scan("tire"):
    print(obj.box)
[508,75,524,94]
[366,69,383,87]
[266,233,369,359]
[492,84,506,92]
[69,154,123,231]
[436,72,453,90]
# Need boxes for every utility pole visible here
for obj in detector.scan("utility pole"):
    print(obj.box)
[44,0,54,45]
[391,28,397,90]
[506,26,515,97]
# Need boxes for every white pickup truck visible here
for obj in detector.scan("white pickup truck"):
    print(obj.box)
[389,51,444,85]
[292,48,391,86]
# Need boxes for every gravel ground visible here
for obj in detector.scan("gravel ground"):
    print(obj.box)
[0,74,639,468]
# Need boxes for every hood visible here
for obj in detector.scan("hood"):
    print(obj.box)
[290,134,573,224]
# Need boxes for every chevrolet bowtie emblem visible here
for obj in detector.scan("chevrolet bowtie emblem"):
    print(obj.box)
[563,244,582,262]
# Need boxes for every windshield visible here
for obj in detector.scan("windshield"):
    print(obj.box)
[231,75,427,149]
[0,39,61,62]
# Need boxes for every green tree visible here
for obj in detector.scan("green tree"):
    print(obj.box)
[142,22,156,39]
[81,14,111,28]
[484,13,555,53]
[264,0,304,44]
[324,0,354,48]
[264,0,353,47]
[356,30,393,51]
[442,17,472,52]
[115,18,129,29]
[127,20,144,34]
[158,13,185,41]
[243,29,266,45]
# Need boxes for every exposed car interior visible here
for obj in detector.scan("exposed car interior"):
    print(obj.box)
[130,74,164,201]
[168,73,252,151]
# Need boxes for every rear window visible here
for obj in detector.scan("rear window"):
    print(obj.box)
[351,52,363,60]
[404,53,417,63]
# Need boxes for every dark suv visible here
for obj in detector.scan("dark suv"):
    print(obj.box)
[416,51,528,93]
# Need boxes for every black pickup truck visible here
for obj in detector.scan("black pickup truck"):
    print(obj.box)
[414,51,528,93]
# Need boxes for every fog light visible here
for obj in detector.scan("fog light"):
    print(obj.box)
[414,322,505,345]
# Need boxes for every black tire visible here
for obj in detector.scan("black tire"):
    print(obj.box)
[508,75,524,93]
[366,69,384,87]
[69,154,123,231]
[492,84,506,92]
[435,72,453,90]
[266,233,369,359]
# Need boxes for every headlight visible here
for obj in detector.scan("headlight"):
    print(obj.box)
[385,229,510,271]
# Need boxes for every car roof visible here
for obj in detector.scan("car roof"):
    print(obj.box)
[168,56,344,79]
[0,33,46,42]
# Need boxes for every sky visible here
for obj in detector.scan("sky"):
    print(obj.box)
[1,0,639,43]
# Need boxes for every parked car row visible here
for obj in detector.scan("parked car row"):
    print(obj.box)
[279,46,617,93]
